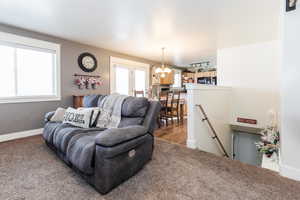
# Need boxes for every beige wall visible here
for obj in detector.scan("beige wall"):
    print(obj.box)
[217,41,280,128]
[0,24,160,134]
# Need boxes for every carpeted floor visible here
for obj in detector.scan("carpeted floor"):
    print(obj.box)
[0,136,300,200]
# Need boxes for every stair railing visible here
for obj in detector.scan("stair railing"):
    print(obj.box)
[196,104,230,158]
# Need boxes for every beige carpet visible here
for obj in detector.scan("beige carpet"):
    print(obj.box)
[0,136,300,200]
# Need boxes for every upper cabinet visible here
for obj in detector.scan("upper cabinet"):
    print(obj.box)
[160,70,174,85]
[151,67,174,85]
[182,71,195,84]
[196,71,217,78]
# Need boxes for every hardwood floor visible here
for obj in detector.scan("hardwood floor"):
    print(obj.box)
[154,119,187,146]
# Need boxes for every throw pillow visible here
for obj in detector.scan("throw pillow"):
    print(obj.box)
[77,107,100,127]
[50,107,66,122]
[63,107,94,128]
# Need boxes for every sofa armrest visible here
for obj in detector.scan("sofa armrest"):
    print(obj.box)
[95,125,148,147]
[44,111,55,123]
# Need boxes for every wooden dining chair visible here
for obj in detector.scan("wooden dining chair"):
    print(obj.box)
[158,91,171,127]
[134,90,144,97]
[166,91,181,125]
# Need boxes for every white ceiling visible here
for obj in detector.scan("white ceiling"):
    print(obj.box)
[0,0,280,66]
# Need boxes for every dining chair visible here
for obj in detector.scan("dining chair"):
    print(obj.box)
[158,91,172,127]
[134,90,144,97]
[166,91,181,125]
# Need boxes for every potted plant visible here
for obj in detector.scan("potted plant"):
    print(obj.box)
[91,79,102,89]
[256,126,280,162]
[75,77,86,89]
[86,78,91,89]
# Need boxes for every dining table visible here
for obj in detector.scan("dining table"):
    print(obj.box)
[149,96,186,123]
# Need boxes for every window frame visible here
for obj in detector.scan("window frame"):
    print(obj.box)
[172,69,182,88]
[109,56,150,96]
[0,31,61,104]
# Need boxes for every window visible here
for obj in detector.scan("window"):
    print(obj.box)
[0,32,60,103]
[115,66,130,95]
[172,69,182,88]
[134,69,146,92]
[110,57,150,96]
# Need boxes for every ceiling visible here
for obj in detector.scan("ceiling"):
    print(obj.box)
[0,0,280,66]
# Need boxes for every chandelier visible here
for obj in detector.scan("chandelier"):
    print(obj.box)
[155,47,171,77]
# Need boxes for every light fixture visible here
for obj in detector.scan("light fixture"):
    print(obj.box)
[155,67,162,73]
[155,47,171,75]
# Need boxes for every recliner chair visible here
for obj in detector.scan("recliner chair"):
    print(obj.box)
[43,95,161,194]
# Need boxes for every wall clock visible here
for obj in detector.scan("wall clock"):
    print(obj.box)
[78,52,98,72]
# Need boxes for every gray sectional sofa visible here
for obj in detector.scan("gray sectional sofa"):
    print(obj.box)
[42,95,161,194]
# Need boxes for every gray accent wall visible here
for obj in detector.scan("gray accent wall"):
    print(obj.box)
[0,24,159,135]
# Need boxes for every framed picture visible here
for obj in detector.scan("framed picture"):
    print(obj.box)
[286,0,298,12]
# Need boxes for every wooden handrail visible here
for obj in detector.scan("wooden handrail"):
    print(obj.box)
[196,104,230,158]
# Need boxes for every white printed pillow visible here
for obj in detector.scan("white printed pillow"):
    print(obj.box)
[63,107,94,128]
[77,107,100,126]
[50,107,66,122]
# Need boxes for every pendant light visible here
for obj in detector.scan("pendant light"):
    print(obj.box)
[155,47,171,75]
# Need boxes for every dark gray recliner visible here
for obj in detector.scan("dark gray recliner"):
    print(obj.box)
[43,95,161,194]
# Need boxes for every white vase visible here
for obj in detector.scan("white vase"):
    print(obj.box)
[262,153,279,172]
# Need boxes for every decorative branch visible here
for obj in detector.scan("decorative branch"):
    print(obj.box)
[73,73,100,78]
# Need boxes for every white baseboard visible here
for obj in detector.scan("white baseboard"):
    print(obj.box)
[0,128,43,143]
[187,139,197,149]
[280,164,300,181]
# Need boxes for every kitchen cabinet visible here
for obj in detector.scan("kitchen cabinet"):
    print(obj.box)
[151,67,174,85]
[196,71,217,78]
[182,71,195,84]
[195,70,217,85]
[160,71,174,85]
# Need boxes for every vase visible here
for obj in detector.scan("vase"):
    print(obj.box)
[261,153,279,172]
[92,84,97,89]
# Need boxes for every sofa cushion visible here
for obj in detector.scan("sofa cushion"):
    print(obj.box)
[67,132,100,175]
[83,95,101,108]
[52,126,83,154]
[121,97,149,117]
[43,122,70,145]
[118,117,144,128]
[52,125,105,154]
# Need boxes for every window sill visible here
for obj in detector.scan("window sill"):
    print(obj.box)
[0,96,61,104]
